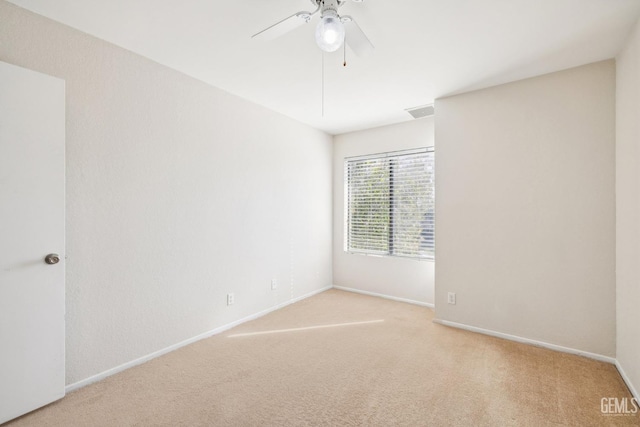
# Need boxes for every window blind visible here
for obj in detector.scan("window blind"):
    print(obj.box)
[344,148,435,260]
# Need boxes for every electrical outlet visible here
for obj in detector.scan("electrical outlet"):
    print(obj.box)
[227,293,235,306]
[271,279,277,290]
[447,292,456,305]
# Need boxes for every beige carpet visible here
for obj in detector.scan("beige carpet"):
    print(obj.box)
[5,289,637,426]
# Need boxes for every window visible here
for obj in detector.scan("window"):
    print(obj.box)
[344,148,434,260]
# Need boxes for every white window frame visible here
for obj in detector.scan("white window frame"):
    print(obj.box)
[344,147,435,261]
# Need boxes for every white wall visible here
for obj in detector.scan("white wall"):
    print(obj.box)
[333,119,435,305]
[0,1,333,385]
[616,19,640,398]
[434,61,616,357]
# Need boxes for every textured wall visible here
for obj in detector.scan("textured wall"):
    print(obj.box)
[333,119,435,305]
[435,61,616,356]
[616,19,640,397]
[0,1,333,385]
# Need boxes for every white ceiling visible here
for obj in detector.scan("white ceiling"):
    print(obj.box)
[8,0,640,135]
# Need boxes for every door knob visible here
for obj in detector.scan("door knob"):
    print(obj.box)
[44,253,60,265]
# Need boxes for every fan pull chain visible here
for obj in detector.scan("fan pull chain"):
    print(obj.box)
[321,52,325,117]
[343,35,347,67]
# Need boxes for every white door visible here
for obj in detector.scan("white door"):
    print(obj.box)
[0,61,66,424]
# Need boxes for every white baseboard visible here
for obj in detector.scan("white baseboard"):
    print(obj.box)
[616,360,640,401]
[65,285,332,393]
[65,286,638,402]
[332,285,434,308]
[433,319,616,365]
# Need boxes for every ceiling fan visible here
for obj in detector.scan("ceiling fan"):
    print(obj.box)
[252,0,374,56]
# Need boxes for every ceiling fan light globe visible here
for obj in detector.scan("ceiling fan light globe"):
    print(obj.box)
[315,14,345,52]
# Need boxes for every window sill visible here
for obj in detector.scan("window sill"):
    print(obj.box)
[344,251,435,262]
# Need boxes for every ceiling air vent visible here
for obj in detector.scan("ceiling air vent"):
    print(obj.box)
[406,104,434,119]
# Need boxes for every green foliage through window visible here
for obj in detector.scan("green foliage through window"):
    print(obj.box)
[345,148,434,260]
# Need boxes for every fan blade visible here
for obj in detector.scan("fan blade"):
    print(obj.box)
[341,16,374,56]
[252,11,312,41]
